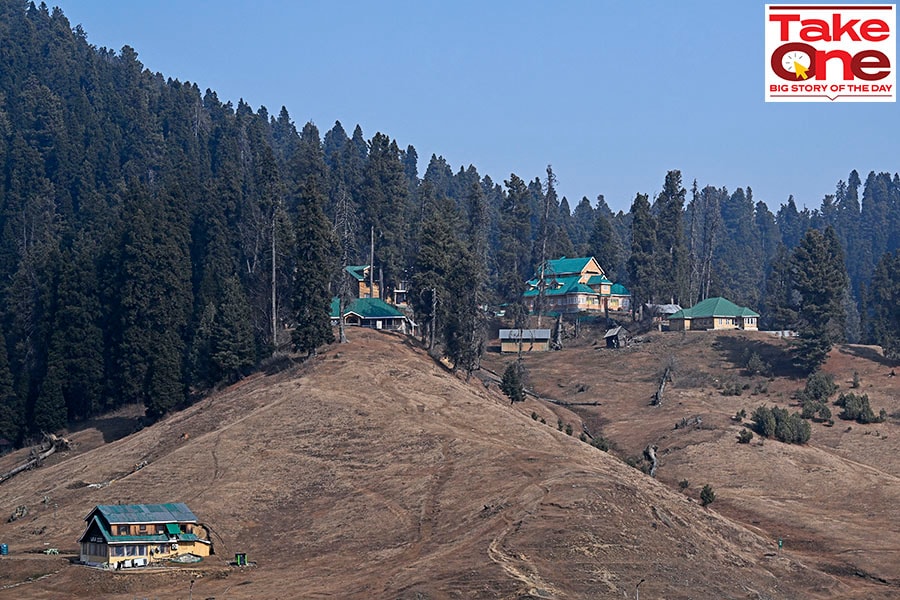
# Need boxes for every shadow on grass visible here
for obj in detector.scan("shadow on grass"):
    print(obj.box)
[713,335,805,379]
[70,414,142,444]
[838,344,898,368]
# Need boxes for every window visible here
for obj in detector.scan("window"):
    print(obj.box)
[118,525,128,535]
[139,524,147,533]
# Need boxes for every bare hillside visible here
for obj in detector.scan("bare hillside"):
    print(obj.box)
[0,329,893,599]
[484,327,900,598]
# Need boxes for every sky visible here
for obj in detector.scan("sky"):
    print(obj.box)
[48,1,900,213]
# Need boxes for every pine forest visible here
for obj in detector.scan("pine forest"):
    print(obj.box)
[2,2,900,445]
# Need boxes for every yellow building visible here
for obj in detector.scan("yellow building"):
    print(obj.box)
[668,297,759,331]
[78,503,212,568]
[523,257,630,314]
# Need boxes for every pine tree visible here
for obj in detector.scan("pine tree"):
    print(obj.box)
[870,250,900,360]
[0,330,23,444]
[212,275,256,380]
[291,176,337,356]
[762,244,797,331]
[361,133,410,296]
[588,205,620,281]
[116,184,192,420]
[497,174,533,304]
[653,170,688,304]
[628,193,657,313]
[791,227,848,373]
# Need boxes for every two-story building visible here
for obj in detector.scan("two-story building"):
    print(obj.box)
[78,503,212,568]
[523,257,629,314]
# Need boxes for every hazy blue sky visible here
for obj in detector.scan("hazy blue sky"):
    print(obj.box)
[50,1,900,213]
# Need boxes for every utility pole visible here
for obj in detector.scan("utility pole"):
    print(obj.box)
[369,226,375,298]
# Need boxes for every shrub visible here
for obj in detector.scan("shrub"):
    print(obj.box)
[745,351,771,377]
[579,433,587,442]
[590,436,610,452]
[700,484,716,506]
[738,428,753,444]
[565,423,573,436]
[734,408,747,421]
[531,411,538,421]
[836,393,886,424]
[799,371,838,404]
[851,371,861,388]
[678,479,690,490]
[557,418,564,431]
[752,405,811,444]
[500,360,526,403]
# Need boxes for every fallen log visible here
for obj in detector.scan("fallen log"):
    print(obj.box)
[0,434,74,485]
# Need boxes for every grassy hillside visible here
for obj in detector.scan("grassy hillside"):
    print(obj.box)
[0,328,896,598]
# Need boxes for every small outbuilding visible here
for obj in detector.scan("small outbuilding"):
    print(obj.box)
[604,325,630,348]
[499,329,552,353]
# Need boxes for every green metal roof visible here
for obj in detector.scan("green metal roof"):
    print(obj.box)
[669,297,759,320]
[345,265,370,282]
[523,276,598,298]
[610,283,631,296]
[91,503,197,525]
[587,274,613,286]
[332,297,406,319]
[80,515,199,544]
[540,257,596,277]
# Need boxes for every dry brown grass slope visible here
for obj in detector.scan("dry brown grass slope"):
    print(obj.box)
[0,328,894,599]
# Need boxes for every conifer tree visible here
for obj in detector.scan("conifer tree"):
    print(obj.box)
[653,170,688,304]
[497,174,533,304]
[212,275,256,380]
[588,205,620,281]
[791,227,848,373]
[870,250,900,360]
[628,193,657,313]
[0,331,22,444]
[292,176,337,357]
[116,184,192,420]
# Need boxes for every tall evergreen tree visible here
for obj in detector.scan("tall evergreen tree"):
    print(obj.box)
[652,170,688,304]
[116,184,193,420]
[361,133,410,295]
[588,204,620,281]
[791,227,848,373]
[497,174,533,304]
[291,176,337,356]
[870,250,900,360]
[627,193,657,313]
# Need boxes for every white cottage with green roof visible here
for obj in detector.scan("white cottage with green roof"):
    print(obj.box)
[668,297,759,331]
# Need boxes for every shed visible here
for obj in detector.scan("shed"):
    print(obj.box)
[604,326,630,348]
[499,329,552,353]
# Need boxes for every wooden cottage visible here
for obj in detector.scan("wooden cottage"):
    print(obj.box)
[78,503,212,568]
[667,297,759,331]
[499,329,552,353]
